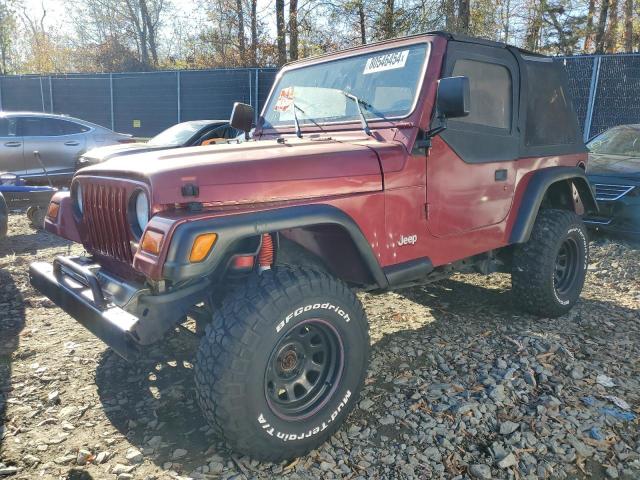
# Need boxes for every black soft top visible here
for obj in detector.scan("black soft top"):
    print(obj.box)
[432,31,586,160]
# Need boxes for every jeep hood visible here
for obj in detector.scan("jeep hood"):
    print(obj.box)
[82,143,175,163]
[78,138,384,206]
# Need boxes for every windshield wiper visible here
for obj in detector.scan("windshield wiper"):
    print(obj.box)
[293,104,327,133]
[292,101,303,138]
[342,91,372,136]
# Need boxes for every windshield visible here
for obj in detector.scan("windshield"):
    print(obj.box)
[262,43,429,129]
[148,121,211,146]
[587,126,640,156]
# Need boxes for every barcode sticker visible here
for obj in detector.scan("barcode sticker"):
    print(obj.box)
[363,50,409,75]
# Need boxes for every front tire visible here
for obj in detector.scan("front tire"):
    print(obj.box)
[512,209,588,317]
[195,266,369,462]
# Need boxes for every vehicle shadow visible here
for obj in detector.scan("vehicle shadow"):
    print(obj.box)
[94,275,638,476]
[0,268,26,455]
[95,328,223,474]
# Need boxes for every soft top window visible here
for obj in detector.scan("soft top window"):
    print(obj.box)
[451,59,512,130]
[524,59,578,147]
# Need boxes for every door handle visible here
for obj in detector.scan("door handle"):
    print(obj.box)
[4,141,21,147]
[64,141,80,146]
[495,169,508,181]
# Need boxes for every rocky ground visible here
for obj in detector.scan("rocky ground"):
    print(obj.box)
[0,212,638,480]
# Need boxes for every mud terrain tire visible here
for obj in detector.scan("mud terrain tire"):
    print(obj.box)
[512,209,588,317]
[195,266,369,462]
[0,193,7,239]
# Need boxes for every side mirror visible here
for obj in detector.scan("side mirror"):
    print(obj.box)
[229,102,254,137]
[436,76,470,118]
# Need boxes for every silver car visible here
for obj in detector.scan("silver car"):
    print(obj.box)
[0,112,133,184]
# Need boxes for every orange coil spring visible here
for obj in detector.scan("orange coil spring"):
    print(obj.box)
[258,233,274,268]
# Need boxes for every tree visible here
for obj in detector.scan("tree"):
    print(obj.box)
[595,0,610,53]
[250,0,257,65]
[458,0,470,32]
[289,0,299,60]
[623,0,633,51]
[276,0,286,64]
[0,0,17,74]
[605,0,619,51]
[584,0,596,51]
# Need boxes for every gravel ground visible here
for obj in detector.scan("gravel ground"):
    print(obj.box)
[0,212,638,480]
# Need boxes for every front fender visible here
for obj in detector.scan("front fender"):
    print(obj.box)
[509,166,598,244]
[134,204,388,289]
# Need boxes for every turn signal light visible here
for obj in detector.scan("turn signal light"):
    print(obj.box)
[46,202,60,220]
[140,230,164,255]
[189,233,218,263]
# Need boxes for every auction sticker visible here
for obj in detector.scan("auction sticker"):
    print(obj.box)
[363,50,409,75]
[274,86,295,112]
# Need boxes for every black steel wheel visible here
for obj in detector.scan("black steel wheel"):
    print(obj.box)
[265,319,344,420]
[195,266,369,462]
[554,237,580,297]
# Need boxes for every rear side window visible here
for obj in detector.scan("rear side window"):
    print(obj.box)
[524,60,578,146]
[0,118,17,137]
[19,118,89,136]
[451,59,512,130]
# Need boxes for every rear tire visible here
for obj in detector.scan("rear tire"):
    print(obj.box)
[27,206,46,230]
[0,194,7,239]
[195,266,369,462]
[512,209,588,317]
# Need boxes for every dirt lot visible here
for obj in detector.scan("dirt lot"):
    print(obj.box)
[0,212,638,480]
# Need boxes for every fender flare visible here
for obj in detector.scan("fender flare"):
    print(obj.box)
[509,166,598,244]
[162,204,389,289]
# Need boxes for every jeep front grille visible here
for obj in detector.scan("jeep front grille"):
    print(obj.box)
[81,182,134,263]
[593,184,636,202]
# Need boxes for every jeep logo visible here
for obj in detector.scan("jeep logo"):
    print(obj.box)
[397,234,418,246]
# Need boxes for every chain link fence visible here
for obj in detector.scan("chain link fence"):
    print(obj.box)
[0,54,638,140]
[0,69,278,138]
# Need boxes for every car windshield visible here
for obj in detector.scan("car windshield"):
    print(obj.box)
[587,126,640,156]
[148,121,211,146]
[262,43,429,129]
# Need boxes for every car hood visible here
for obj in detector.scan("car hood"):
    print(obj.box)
[78,137,384,206]
[82,143,174,162]
[587,153,640,179]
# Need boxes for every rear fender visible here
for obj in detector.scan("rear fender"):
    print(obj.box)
[509,167,598,244]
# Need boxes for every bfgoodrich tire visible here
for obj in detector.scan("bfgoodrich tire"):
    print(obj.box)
[195,266,369,462]
[512,209,588,317]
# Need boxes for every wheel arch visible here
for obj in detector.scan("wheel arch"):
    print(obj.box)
[162,204,388,290]
[509,166,598,244]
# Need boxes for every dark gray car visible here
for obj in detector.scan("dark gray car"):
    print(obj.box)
[0,112,133,184]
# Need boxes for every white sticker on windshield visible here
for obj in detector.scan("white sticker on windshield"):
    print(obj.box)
[363,50,409,75]
[274,86,295,112]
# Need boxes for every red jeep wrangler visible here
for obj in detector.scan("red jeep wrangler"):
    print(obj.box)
[30,32,597,461]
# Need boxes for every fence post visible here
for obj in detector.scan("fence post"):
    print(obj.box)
[177,71,181,123]
[254,69,260,124]
[583,55,601,142]
[39,77,45,112]
[110,73,115,131]
[49,76,53,112]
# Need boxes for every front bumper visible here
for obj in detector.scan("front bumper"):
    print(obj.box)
[29,256,211,361]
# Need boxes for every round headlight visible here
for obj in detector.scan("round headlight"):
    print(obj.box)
[135,191,150,231]
[75,184,83,215]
